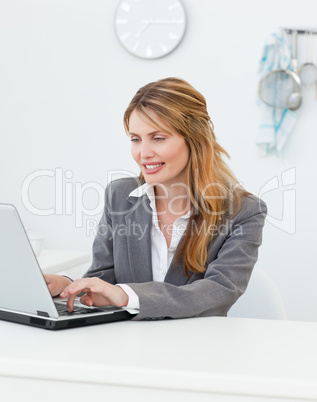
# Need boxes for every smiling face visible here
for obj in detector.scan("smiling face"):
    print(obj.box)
[129,110,190,189]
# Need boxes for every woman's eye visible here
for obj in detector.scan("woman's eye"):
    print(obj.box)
[130,138,140,142]
[154,137,165,141]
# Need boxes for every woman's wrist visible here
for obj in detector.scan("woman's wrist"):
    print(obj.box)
[116,284,140,309]
[116,286,129,307]
[61,275,73,284]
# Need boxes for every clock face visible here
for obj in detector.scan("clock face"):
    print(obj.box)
[114,0,186,59]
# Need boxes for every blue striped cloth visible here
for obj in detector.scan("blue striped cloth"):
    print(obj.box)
[256,31,299,155]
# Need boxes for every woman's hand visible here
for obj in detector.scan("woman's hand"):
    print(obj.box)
[59,277,129,312]
[44,274,72,297]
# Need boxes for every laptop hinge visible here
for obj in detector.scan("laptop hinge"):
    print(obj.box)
[37,310,49,317]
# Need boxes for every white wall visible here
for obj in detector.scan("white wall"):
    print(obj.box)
[1,0,317,322]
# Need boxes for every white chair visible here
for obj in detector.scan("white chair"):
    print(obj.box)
[228,267,287,320]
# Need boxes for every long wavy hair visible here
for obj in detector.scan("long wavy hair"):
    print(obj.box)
[123,77,248,276]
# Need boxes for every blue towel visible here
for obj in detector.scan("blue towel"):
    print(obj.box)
[256,31,299,155]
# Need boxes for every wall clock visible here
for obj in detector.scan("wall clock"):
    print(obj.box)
[114,0,187,59]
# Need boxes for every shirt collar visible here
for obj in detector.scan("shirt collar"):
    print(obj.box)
[129,182,155,200]
[129,183,191,219]
[129,182,156,213]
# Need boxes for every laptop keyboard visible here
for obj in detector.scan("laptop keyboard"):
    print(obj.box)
[54,302,104,316]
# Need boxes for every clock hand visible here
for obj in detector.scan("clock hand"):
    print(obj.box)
[135,19,153,38]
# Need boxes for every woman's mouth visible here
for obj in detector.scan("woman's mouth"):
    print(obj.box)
[143,163,165,174]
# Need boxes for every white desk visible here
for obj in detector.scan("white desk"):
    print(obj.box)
[0,317,316,401]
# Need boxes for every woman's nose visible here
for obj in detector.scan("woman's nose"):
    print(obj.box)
[140,141,155,159]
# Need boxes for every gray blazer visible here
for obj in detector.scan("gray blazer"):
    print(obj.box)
[84,177,267,320]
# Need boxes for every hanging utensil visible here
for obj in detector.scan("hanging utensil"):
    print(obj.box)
[298,30,317,86]
[258,30,302,110]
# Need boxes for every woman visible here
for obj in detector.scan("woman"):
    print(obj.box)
[45,77,267,320]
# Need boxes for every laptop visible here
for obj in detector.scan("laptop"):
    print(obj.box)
[0,203,135,330]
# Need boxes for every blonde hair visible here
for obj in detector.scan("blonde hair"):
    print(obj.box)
[124,77,247,275]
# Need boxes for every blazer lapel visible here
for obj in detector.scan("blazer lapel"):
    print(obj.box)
[124,192,193,286]
[125,195,153,283]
